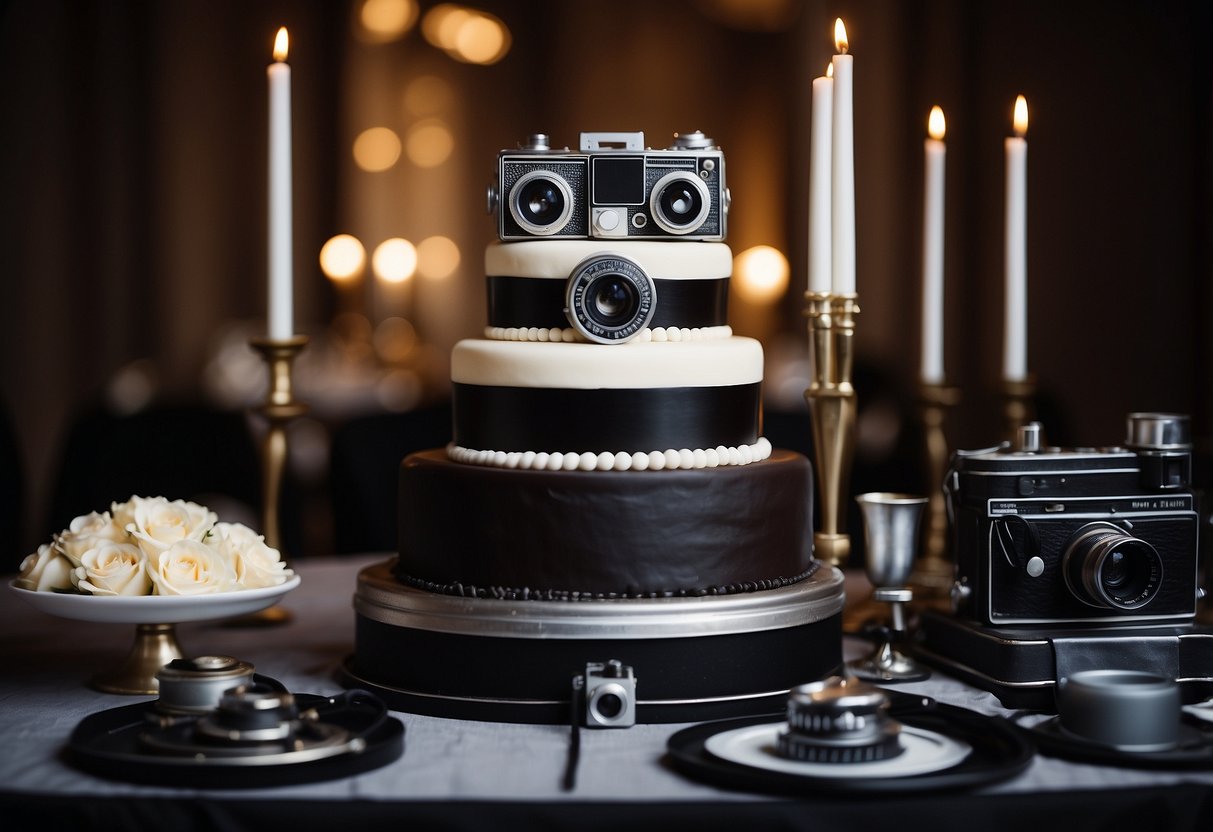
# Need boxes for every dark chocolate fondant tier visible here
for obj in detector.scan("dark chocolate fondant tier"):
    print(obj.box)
[396,448,814,599]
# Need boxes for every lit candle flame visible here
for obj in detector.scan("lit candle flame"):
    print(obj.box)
[928,106,946,141]
[834,18,848,54]
[273,27,289,62]
[1013,94,1028,137]
[826,62,833,79]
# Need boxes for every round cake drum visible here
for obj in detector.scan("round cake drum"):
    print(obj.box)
[343,560,845,724]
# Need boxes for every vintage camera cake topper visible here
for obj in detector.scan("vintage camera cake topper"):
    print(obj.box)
[487,130,729,241]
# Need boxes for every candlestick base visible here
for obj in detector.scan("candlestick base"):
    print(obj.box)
[910,382,961,604]
[232,335,310,628]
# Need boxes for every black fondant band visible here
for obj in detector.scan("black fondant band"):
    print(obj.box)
[486,276,730,330]
[452,382,761,453]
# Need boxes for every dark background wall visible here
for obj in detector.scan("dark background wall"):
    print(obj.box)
[1,0,1209,562]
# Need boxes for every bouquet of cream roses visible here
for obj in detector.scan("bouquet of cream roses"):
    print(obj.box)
[16,495,294,596]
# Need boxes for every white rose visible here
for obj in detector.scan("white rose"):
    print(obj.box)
[208,522,293,589]
[109,494,161,530]
[73,542,151,596]
[148,538,237,595]
[127,497,217,559]
[15,544,76,592]
[54,510,125,566]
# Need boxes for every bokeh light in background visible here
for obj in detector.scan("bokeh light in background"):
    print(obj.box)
[416,235,461,280]
[421,4,511,65]
[372,238,419,283]
[405,118,454,167]
[732,245,790,304]
[353,126,403,172]
[357,0,419,43]
[404,75,455,117]
[319,234,367,282]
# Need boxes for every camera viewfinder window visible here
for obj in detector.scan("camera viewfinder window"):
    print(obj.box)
[592,157,646,205]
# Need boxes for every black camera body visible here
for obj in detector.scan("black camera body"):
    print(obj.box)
[490,131,728,241]
[948,415,1200,627]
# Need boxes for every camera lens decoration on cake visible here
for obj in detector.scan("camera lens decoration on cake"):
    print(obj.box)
[564,253,656,343]
[510,170,574,236]
[650,171,711,235]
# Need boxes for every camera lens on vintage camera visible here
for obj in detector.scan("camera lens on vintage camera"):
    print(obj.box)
[1063,522,1163,611]
[650,171,711,235]
[509,170,574,236]
[564,254,656,344]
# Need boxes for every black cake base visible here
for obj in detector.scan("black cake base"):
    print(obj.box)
[343,560,845,724]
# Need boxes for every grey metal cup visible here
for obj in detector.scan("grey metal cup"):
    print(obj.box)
[1057,669,1181,752]
[848,493,931,683]
[855,493,928,588]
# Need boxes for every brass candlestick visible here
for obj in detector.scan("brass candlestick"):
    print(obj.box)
[1002,375,1036,441]
[804,292,859,569]
[911,382,961,599]
[240,335,308,626]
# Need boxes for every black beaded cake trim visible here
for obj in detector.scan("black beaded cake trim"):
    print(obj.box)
[394,561,821,602]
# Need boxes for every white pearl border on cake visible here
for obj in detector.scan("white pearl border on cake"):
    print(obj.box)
[483,325,733,343]
[448,436,773,471]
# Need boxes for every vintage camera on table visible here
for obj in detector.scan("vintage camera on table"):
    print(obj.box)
[488,130,728,241]
[920,413,1212,710]
[573,660,637,728]
[948,414,1200,626]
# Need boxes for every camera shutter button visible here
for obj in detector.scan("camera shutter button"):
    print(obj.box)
[595,209,621,232]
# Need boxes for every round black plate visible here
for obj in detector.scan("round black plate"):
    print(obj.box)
[66,691,405,788]
[1021,716,1213,769]
[666,697,1033,795]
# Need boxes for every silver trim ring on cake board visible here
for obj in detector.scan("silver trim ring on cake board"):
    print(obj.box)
[343,559,847,723]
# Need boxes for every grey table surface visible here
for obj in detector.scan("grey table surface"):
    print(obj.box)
[2,554,1211,804]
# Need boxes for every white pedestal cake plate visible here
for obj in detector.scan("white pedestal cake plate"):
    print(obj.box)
[8,576,302,694]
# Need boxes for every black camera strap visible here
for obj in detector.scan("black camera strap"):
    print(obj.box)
[562,675,585,791]
[993,514,1039,571]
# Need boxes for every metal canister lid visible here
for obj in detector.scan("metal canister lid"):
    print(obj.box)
[778,675,903,763]
[155,656,256,715]
[1125,413,1190,451]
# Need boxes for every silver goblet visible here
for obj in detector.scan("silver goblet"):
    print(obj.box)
[848,492,931,682]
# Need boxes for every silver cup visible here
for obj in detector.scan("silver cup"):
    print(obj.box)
[848,492,931,682]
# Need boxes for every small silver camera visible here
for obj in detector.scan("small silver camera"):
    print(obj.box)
[579,660,637,728]
[488,131,729,241]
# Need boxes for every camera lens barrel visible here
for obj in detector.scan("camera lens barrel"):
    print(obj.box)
[509,170,574,236]
[564,253,656,343]
[1062,522,1163,611]
[649,171,711,235]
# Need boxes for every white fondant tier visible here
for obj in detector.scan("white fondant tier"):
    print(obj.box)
[485,239,733,279]
[451,336,763,389]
